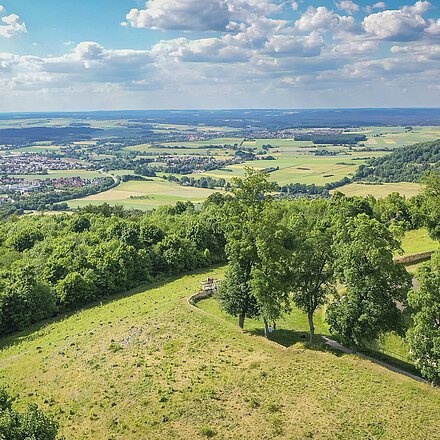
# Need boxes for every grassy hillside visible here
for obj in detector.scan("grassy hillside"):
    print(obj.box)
[354,139,440,183]
[335,182,421,198]
[400,228,439,256]
[1,268,440,440]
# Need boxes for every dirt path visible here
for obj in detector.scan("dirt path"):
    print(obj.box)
[321,336,427,383]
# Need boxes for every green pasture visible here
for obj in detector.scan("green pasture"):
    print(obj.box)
[125,137,243,153]
[400,228,439,256]
[198,296,413,365]
[11,170,103,180]
[336,182,422,198]
[359,126,440,149]
[1,268,439,439]
[198,152,373,185]
[67,178,216,211]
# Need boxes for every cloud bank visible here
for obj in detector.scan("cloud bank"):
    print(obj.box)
[1,1,440,110]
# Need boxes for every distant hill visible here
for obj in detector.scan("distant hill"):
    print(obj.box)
[2,108,440,129]
[354,139,440,183]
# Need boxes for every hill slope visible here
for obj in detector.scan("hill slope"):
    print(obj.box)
[354,139,440,182]
[1,268,440,439]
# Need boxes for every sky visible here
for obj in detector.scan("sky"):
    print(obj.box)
[0,0,439,111]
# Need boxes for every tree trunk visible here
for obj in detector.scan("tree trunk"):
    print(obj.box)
[308,312,315,344]
[238,313,245,329]
[263,319,269,337]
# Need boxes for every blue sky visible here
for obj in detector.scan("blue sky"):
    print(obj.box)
[0,0,439,111]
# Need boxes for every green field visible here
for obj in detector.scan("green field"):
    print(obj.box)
[400,228,439,256]
[1,267,440,439]
[198,153,365,186]
[125,137,243,153]
[67,178,216,211]
[5,125,438,210]
[12,145,64,153]
[336,182,422,198]
[104,127,440,200]
[123,134,395,189]
[198,297,329,346]
[345,126,440,149]
[12,170,103,180]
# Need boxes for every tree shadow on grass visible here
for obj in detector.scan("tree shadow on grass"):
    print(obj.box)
[0,265,223,351]
[249,327,422,379]
[248,328,340,353]
[361,347,420,377]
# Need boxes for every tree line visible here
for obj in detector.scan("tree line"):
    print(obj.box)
[0,169,438,382]
[294,134,367,145]
[0,201,226,336]
[217,169,440,383]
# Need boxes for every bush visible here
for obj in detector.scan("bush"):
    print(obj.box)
[0,388,59,440]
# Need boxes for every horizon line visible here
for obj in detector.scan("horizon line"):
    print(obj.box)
[1,106,440,115]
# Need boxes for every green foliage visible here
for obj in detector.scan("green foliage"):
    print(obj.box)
[0,264,57,334]
[7,228,44,252]
[218,261,259,328]
[327,214,412,348]
[55,272,96,308]
[230,167,277,207]
[422,171,440,240]
[250,203,296,325]
[372,192,413,230]
[133,163,156,177]
[220,168,278,328]
[70,215,91,233]
[288,201,336,342]
[407,251,440,383]
[355,140,440,183]
[0,389,58,440]
[0,201,227,336]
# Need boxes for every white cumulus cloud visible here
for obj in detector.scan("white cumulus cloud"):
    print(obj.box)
[264,32,324,57]
[365,2,387,13]
[0,13,27,38]
[336,1,360,15]
[295,6,357,33]
[126,0,230,31]
[363,1,431,41]
[125,0,281,32]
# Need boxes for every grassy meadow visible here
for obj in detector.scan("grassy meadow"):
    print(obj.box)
[198,153,366,186]
[67,178,216,211]
[400,228,439,256]
[359,126,440,149]
[198,296,414,367]
[12,170,104,180]
[1,267,440,439]
[335,182,422,198]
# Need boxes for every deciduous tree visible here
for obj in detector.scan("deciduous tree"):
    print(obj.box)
[407,251,440,383]
[327,214,411,348]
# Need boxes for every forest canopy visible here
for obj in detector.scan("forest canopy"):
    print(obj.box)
[354,140,440,183]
